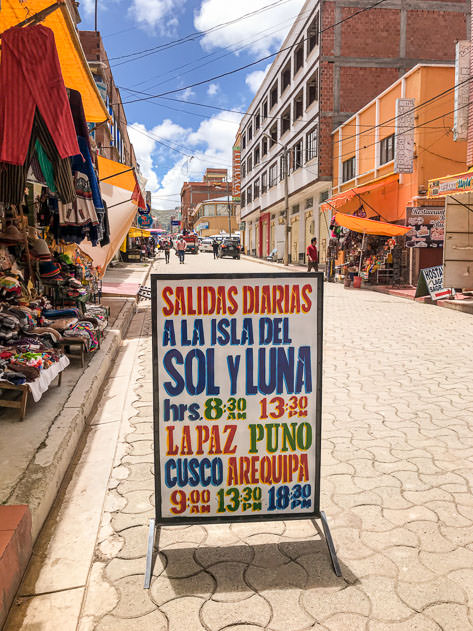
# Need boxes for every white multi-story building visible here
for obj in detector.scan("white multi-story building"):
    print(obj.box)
[239,0,327,263]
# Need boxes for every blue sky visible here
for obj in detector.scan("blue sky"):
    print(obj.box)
[78,0,306,208]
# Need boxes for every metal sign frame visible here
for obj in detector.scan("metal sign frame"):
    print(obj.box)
[146,272,340,585]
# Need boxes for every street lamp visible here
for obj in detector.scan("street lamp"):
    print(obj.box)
[262,133,289,266]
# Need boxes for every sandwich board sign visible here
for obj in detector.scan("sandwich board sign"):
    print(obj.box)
[415,266,453,300]
[146,272,340,586]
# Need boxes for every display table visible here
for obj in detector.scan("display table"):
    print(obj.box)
[0,355,70,420]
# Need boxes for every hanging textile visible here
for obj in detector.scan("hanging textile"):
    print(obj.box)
[0,24,79,165]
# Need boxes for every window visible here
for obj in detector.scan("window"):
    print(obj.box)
[269,162,278,187]
[380,134,395,165]
[291,203,300,214]
[247,155,253,172]
[293,140,303,170]
[307,12,319,54]
[254,179,260,198]
[269,122,278,146]
[247,186,253,204]
[242,133,247,149]
[294,90,303,120]
[242,160,247,179]
[281,106,291,135]
[254,146,260,165]
[241,190,246,207]
[305,197,313,209]
[279,152,288,181]
[306,70,318,107]
[294,41,304,74]
[248,123,253,141]
[281,61,291,93]
[255,112,261,130]
[261,172,267,193]
[270,81,278,109]
[342,157,356,182]
[262,99,268,119]
[306,127,318,161]
[262,136,268,156]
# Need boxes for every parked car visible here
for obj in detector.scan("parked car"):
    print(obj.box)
[218,238,241,259]
[199,238,214,252]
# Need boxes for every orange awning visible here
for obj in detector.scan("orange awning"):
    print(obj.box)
[321,173,399,214]
[97,155,137,193]
[334,212,410,236]
[0,0,108,122]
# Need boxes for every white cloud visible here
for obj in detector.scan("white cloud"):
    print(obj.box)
[207,83,219,96]
[194,0,305,56]
[129,112,240,210]
[180,87,195,101]
[245,63,271,93]
[129,0,184,32]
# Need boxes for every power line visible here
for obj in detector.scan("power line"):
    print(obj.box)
[114,0,389,105]
[109,0,294,65]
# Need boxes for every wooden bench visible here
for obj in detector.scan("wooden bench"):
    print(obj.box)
[0,370,62,421]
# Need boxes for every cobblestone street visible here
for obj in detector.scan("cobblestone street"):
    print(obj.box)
[9,253,473,631]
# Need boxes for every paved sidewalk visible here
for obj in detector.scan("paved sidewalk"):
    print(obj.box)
[8,253,473,630]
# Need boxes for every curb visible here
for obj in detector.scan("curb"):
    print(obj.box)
[6,298,137,543]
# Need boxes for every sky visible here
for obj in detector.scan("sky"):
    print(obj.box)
[78,0,306,209]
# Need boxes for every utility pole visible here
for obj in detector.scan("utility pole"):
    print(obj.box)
[282,145,289,266]
[227,178,232,237]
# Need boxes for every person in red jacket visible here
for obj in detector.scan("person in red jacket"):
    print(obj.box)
[307,237,318,272]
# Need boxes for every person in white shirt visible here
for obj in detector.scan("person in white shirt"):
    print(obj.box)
[176,237,187,264]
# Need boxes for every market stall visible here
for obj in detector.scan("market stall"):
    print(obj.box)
[329,213,410,286]
[0,17,118,417]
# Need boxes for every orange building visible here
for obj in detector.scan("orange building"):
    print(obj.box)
[322,64,467,282]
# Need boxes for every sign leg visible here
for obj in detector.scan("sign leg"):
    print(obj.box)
[144,518,156,589]
[317,512,342,577]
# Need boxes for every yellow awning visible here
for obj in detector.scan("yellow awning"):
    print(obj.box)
[0,0,108,122]
[97,155,137,192]
[128,227,150,238]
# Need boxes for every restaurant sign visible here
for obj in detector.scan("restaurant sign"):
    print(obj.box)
[405,206,445,248]
[428,173,473,197]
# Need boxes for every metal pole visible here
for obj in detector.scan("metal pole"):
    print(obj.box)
[283,145,289,266]
[95,0,98,31]
[358,232,366,274]
[227,179,232,237]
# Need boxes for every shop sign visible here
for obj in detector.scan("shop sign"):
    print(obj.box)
[405,207,445,248]
[171,219,181,226]
[151,273,323,525]
[138,214,153,228]
[415,265,452,300]
[428,173,473,197]
[195,222,209,231]
[232,144,241,200]
[395,98,415,174]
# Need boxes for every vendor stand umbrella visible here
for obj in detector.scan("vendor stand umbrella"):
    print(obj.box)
[334,212,411,275]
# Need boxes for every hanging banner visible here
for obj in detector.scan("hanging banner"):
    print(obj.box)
[454,41,471,141]
[395,98,415,174]
[232,144,241,202]
[151,273,323,524]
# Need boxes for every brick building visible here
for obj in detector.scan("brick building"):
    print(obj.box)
[79,31,137,168]
[181,168,232,229]
[239,0,468,262]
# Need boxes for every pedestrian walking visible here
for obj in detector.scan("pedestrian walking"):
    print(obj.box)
[176,236,187,264]
[307,237,318,273]
[212,239,219,259]
[163,239,170,264]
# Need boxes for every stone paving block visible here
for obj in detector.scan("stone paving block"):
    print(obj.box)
[151,570,216,606]
[422,603,473,631]
[302,585,370,621]
[201,593,272,630]
[160,543,206,577]
[161,596,208,631]
[111,574,159,618]
[96,610,167,631]
[206,562,252,602]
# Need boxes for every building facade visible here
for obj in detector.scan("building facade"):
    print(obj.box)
[181,168,232,229]
[191,196,238,237]
[239,0,468,262]
[79,31,137,168]
[326,64,466,283]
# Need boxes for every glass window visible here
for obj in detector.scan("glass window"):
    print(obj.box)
[305,197,313,209]
[248,123,253,141]
[262,99,268,119]
[281,61,291,93]
[269,162,278,187]
[293,140,303,170]
[306,127,318,161]
[342,157,356,182]
[294,90,303,120]
[247,155,253,172]
[281,106,291,135]
[307,12,319,55]
[262,136,268,156]
[254,179,260,198]
[294,40,304,74]
[247,186,253,204]
[254,146,260,165]
[255,112,261,130]
[261,172,267,193]
[241,190,246,207]
[270,81,278,109]
[380,134,395,165]
[269,122,278,146]
[306,70,318,108]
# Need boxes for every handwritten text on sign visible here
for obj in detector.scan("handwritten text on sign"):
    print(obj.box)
[156,277,318,519]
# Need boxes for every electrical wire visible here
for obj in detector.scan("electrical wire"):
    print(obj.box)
[109,0,294,64]
[114,0,389,105]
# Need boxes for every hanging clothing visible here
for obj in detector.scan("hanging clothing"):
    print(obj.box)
[35,140,57,192]
[0,110,75,205]
[68,89,91,154]
[71,136,103,210]
[0,24,79,165]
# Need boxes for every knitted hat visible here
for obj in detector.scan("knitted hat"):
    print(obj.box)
[31,238,51,258]
[0,224,23,243]
[39,260,62,279]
